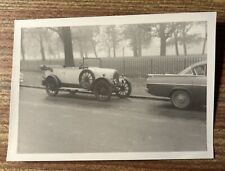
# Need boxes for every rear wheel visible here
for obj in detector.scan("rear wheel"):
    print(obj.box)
[171,90,191,109]
[79,70,95,89]
[94,80,112,101]
[45,77,59,96]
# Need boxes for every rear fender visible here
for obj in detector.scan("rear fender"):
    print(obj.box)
[43,75,61,87]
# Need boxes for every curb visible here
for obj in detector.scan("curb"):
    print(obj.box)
[20,84,170,101]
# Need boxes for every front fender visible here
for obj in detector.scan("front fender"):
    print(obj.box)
[119,76,130,83]
[91,78,113,90]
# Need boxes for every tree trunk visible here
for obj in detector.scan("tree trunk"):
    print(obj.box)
[137,27,142,57]
[112,44,116,58]
[21,29,25,60]
[112,34,116,58]
[122,47,125,57]
[202,35,207,55]
[132,34,138,57]
[182,32,187,55]
[202,23,207,54]
[39,34,46,61]
[84,48,88,58]
[60,27,75,67]
[137,44,142,57]
[159,24,167,56]
[91,40,98,58]
[56,40,60,59]
[160,36,166,56]
[108,46,111,57]
[78,40,84,58]
[133,45,138,57]
[174,32,179,56]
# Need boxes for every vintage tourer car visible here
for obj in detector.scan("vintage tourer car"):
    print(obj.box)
[40,65,132,101]
[146,61,207,109]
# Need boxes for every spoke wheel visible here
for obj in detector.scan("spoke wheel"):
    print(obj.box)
[171,90,191,109]
[46,77,59,96]
[79,70,95,89]
[116,79,132,98]
[94,80,112,101]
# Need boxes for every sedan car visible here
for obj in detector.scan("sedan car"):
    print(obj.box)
[146,61,207,109]
[40,65,132,101]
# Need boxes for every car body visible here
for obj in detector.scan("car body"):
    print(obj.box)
[146,61,207,109]
[40,65,132,101]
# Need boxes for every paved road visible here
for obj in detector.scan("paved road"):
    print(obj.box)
[18,87,206,153]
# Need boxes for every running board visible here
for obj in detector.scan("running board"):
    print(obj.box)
[59,87,91,93]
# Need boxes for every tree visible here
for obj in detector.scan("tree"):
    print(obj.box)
[97,25,121,58]
[60,27,75,66]
[202,22,207,54]
[151,23,175,56]
[173,29,179,55]
[167,22,205,56]
[177,22,193,55]
[21,29,25,60]
[108,26,117,58]
[39,32,46,61]
[21,28,48,61]
[71,26,100,58]
[49,27,75,66]
[123,24,152,57]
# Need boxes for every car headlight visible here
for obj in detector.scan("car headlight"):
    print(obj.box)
[113,72,119,83]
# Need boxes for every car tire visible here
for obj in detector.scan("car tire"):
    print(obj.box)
[79,70,95,89]
[115,78,132,98]
[171,90,191,109]
[45,76,59,96]
[93,80,112,101]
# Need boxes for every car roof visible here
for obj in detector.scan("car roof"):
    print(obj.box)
[189,60,207,68]
[179,60,207,74]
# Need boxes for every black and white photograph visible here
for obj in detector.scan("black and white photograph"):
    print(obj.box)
[7,12,216,161]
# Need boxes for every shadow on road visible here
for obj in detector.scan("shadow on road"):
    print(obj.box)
[44,90,206,120]
[44,91,133,108]
[153,102,206,121]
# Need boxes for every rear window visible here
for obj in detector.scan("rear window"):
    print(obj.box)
[193,64,207,76]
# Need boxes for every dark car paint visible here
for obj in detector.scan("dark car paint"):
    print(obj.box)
[146,61,207,106]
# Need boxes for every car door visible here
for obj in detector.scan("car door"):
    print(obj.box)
[62,67,82,85]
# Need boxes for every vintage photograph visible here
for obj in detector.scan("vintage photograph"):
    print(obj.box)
[7,13,216,161]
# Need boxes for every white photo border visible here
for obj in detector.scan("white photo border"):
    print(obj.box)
[7,12,216,161]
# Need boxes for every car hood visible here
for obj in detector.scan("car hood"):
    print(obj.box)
[88,67,118,79]
[89,67,117,73]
